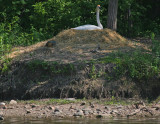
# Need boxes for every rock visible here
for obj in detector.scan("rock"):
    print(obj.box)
[0,111,3,116]
[80,102,86,106]
[26,110,32,114]
[48,106,55,110]
[24,105,30,109]
[0,102,5,106]
[31,104,37,108]
[73,110,84,117]
[96,115,103,118]
[8,106,14,109]
[104,106,109,110]
[96,114,110,118]
[54,108,60,112]
[91,105,95,108]
[9,100,17,105]
[96,109,101,112]
[52,108,63,116]
[89,102,94,108]
[134,101,145,109]
[83,110,89,115]
[0,116,4,121]
[53,111,61,116]
[69,106,74,110]
[116,105,123,109]
[90,49,98,53]
[64,98,76,101]
[110,110,120,115]
[157,101,160,104]
[0,102,6,109]
[82,108,93,115]
[46,40,56,47]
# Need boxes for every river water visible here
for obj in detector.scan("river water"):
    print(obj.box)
[1,117,160,124]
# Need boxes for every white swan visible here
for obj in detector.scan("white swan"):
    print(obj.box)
[72,5,103,30]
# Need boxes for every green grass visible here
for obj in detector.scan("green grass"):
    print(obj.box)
[18,99,81,105]
[16,98,136,106]
[89,48,160,81]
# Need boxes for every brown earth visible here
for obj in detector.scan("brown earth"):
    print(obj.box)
[0,28,154,100]
[8,29,150,63]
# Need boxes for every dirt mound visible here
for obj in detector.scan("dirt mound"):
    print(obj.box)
[0,29,153,100]
[52,28,128,47]
[8,28,148,63]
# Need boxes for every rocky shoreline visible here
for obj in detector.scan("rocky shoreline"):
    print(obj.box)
[1,99,160,121]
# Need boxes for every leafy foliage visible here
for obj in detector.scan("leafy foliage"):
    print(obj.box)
[99,49,160,81]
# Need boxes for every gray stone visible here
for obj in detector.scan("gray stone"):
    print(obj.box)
[0,102,6,109]
[96,114,110,118]
[96,115,103,118]
[0,116,4,121]
[64,98,76,101]
[53,111,61,115]
[89,102,95,108]
[48,106,55,110]
[83,111,89,115]
[104,106,109,110]
[53,108,62,115]
[73,110,84,116]
[26,110,32,114]
[0,102,5,106]
[82,108,93,115]
[31,104,37,108]
[9,100,17,105]
[110,110,120,115]
[54,108,60,112]
[91,105,95,108]
[0,111,3,116]
[80,102,86,106]
[96,109,101,112]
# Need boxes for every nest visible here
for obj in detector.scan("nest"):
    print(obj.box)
[9,28,149,63]
[51,28,128,47]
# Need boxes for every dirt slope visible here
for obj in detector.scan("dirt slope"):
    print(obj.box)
[8,29,149,63]
[0,29,153,100]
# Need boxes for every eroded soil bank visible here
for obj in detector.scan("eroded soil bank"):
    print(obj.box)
[0,29,160,102]
[0,58,160,100]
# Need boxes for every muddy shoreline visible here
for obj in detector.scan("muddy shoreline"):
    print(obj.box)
[1,99,160,120]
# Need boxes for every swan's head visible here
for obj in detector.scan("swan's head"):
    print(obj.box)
[96,5,101,10]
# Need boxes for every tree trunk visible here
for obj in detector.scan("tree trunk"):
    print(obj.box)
[107,0,118,31]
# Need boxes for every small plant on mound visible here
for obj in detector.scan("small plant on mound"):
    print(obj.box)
[0,57,11,74]
[98,49,160,81]
[152,40,160,57]
[118,51,160,80]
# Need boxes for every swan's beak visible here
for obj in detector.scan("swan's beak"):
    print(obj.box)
[97,5,101,9]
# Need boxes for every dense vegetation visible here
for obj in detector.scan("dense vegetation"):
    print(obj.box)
[0,0,159,50]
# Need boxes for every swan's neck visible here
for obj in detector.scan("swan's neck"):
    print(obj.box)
[96,9,103,29]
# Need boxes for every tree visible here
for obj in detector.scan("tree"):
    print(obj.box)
[107,0,118,31]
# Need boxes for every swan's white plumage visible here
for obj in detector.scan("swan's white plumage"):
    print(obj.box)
[72,24,102,30]
[72,5,103,30]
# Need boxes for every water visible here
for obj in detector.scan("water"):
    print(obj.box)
[0,117,160,124]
